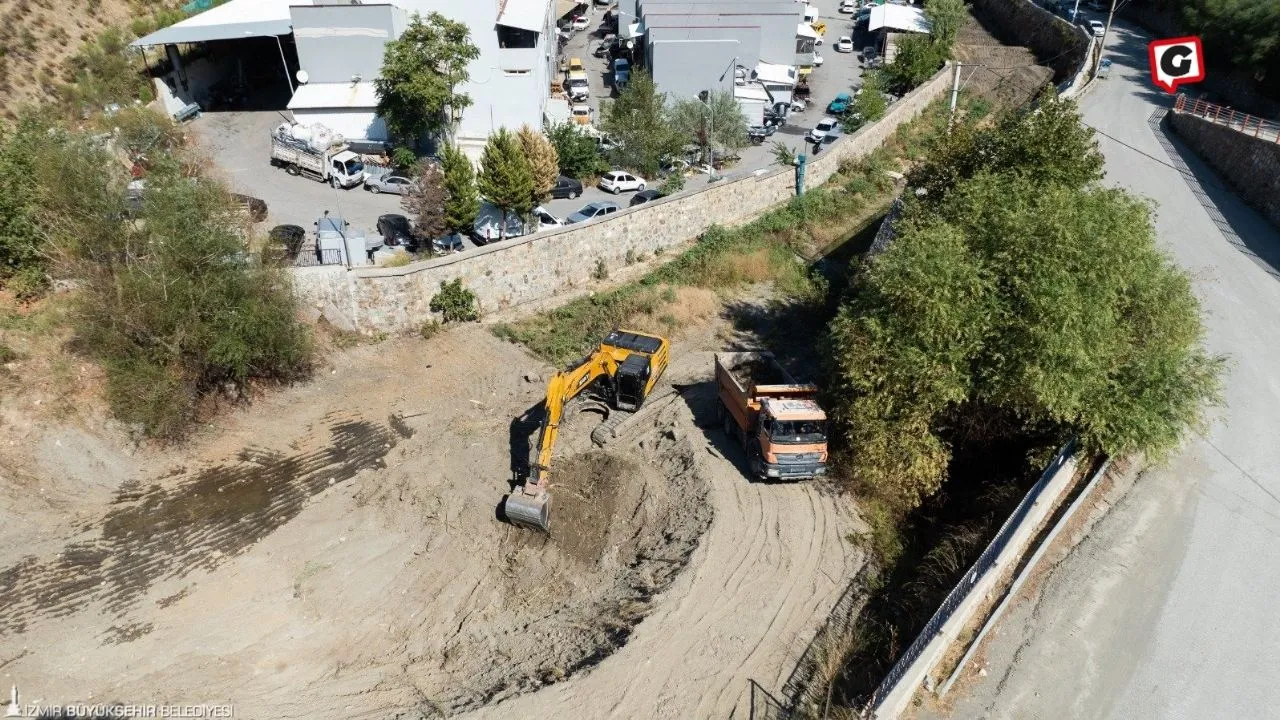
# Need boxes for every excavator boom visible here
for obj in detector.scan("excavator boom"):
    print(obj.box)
[503,330,670,532]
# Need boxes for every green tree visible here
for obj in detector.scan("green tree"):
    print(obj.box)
[853,71,889,124]
[908,92,1103,204]
[925,0,967,48]
[439,145,480,236]
[1178,0,1280,98]
[375,12,480,143]
[669,90,749,167]
[0,116,48,298]
[517,125,560,203]
[546,122,607,179]
[884,35,947,92]
[601,69,685,176]
[827,99,1221,511]
[477,129,535,238]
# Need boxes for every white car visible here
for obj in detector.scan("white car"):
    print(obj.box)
[835,36,854,53]
[813,51,824,67]
[1088,20,1105,37]
[532,205,564,232]
[599,170,647,194]
[790,98,808,113]
[806,117,840,144]
[838,0,858,13]
[571,15,591,31]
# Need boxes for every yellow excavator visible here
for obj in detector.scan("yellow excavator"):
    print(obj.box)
[503,329,671,532]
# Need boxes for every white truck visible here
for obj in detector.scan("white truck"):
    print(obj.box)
[269,123,366,189]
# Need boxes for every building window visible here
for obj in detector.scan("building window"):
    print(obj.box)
[497,24,538,49]
[504,69,531,76]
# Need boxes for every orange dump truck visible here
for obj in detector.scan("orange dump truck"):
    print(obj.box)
[715,352,828,480]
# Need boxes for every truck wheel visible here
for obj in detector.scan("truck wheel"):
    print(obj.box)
[722,414,734,440]
[286,164,300,176]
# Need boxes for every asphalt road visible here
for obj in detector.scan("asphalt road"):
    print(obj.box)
[925,18,1280,720]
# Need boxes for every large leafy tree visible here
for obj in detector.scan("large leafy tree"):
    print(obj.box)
[668,90,749,167]
[601,69,685,176]
[375,12,480,143]
[477,129,535,238]
[546,122,607,179]
[0,116,47,298]
[439,145,480,236]
[1177,0,1280,97]
[827,97,1222,510]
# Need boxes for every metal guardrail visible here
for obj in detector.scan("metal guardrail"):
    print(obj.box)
[1174,93,1280,143]
[861,439,1077,712]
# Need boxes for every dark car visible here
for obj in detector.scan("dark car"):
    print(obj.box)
[550,175,584,200]
[376,213,417,247]
[629,189,663,207]
[265,224,305,264]
[432,233,465,254]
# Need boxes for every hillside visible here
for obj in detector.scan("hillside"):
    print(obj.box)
[0,0,174,118]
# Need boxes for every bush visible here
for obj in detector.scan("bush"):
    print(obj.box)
[392,147,418,169]
[593,258,609,280]
[419,319,442,339]
[429,278,479,322]
[47,139,313,437]
[547,122,607,179]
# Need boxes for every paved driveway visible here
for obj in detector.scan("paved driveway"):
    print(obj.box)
[928,19,1280,720]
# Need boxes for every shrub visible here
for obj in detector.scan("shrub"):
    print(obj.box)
[419,319,442,339]
[593,258,609,280]
[392,146,417,169]
[429,278,479,322]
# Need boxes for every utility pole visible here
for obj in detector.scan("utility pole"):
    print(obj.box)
[947,62,962,133]
[1096,0,1120,74]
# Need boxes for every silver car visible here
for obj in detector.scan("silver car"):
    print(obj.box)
[365,171,415,195]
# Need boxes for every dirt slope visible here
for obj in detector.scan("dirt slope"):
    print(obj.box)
[0,324,860,719]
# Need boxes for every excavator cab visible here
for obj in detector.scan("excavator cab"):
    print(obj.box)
[503,329,670,532]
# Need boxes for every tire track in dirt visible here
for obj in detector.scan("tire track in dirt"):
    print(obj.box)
[457,388,862,720]
[0,414,406,636]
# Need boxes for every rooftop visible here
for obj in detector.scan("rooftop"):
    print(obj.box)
[868,5,931,34]
[131,0,312,47]
[287,81,379,110]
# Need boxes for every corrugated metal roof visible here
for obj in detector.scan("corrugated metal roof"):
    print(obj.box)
[498,0,551,32]
[130,0,310,47]
[868,5,930,33]
[287,81,379,110]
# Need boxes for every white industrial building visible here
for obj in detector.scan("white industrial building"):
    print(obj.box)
[132,0,557,158]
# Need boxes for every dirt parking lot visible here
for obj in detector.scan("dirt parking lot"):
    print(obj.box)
[0,313,861,718]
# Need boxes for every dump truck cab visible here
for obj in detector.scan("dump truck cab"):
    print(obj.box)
[754,397,828,479]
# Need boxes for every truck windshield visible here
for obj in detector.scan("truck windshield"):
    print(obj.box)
[344,159,364,175]
[771,420,826,444]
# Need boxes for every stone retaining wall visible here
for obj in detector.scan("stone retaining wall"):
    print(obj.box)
[1168,110,1280,229]
[970,0,1086,84]
[292,67,954,333]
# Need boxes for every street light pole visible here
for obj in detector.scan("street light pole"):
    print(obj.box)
[1096,0,1120,74]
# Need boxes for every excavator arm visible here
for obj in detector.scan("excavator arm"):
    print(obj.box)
[503,350,618,531]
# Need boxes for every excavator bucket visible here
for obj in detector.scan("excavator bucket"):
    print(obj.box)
[503,491,551,532]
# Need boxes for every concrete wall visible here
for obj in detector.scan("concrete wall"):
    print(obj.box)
[1168,110,1280,229]
[292,66,954,333]
[970,0,1085,83]
[291,4,405,85]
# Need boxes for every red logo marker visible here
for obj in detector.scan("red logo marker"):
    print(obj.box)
[1149,36,1205,94]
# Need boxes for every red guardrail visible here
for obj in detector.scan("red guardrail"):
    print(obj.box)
[1174,93,1280,143]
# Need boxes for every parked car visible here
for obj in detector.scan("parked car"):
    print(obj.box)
[835,37,854,53]
[748,124,778,144]
[571,104,594,125]
[599,170,647,193]
[613,58,631,87]
[570,15,590,31]
[533,205,564,231]
[630,189,664,207]
[813,50,824,67]
[827,92,852,114]
[806,117,840,144]
[550,175,584,199]
[566,75,590,100]
[365,171,414,195]
[839,0,858,13]
[433,233,465,254]
[376,214,416,247]
[1088,20,1105,37]
[568,57,585,73]
[790,98,808,113]
[566,201,620,223]
[862,46,879,63]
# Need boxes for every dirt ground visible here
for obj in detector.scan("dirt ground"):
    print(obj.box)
[0,314,862,718]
